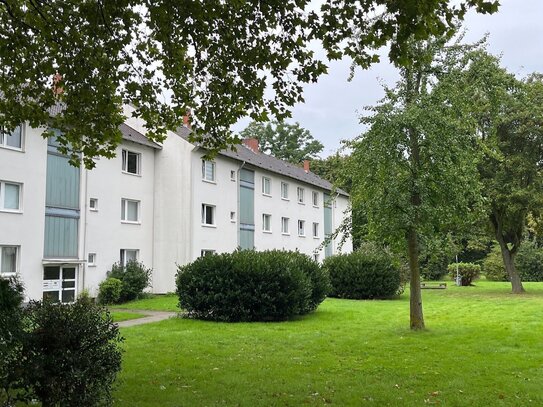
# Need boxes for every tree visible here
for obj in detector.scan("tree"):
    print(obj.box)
[349,34,483,329]
[239,120,323,163]
[452,54,543,293]
[0,0,497,167]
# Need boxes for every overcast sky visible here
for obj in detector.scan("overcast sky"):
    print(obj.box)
[232,0,543,157]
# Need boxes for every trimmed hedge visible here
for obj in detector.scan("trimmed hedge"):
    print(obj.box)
[176,250,329,322]
[323,245,402,299]
[98,278,123,305]
[447,262,481,286]
[107,260,152,302]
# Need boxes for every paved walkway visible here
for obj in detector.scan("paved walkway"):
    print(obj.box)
[115,309,178,328]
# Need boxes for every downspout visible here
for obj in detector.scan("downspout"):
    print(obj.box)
[237,161,246,248]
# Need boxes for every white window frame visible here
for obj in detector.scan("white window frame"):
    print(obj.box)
[202,160,216,182]
[0,181,22,213]
[230,211,236,222]
[298,220,306,237]
[262,177,271,196]
[230,170,236,181]
[122,149,141,175]
[313,252,320,262]
[201,204,216,226]
[89,198,98,211]
[281,182,289,200]
[120,249,139,267]
[262,213,272,232]
[121,198,140,223]
[0,125,23,151]
[88,252,97,267]
[313,222,319,238]
[42,265,77,303]
[0,245,18,277]
[312,191,319,207]
[297,187,305,204]
[200,249,216,257]
[281,217,290,235]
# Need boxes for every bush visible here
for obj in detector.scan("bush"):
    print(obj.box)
[516,241,543,282]
[0,277,26,404]
[22,300,123,406]
[176,250,329,322]
[323,244,402,299]
[447,262,481,286]
[483,246,508,281]
[108,260,152,302]
[98,278,123,305]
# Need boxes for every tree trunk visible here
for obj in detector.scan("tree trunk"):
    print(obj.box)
[496,237,525,294]
[407,227,425,330]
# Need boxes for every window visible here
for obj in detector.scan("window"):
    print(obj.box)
[121,199,140,223]
[281,217,289,234]
[202,160,216,182]
[312,191,319,207]
[313,252,320,262]
[313,222,319,238]
[42,266,76,303]
[0,246,18,276]
[298,220,306,237]
[230,170,236,181]
[262,177,271,196]
[201,204,215,226]
[122,149,141,175]
[0,125,22,150]
[200,249,216,257]
[281,182,289,200]
[88,253,96,266]
[230,211,236,222]
[89,198,98,211]
[262,214,272,232]
[0,181,21,211]
[297,187,305,204]
[120,249,139,267]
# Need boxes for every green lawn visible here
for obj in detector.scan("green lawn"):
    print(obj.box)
[109,293,179,312]
[114,282,543,406]
[110,311,147,323]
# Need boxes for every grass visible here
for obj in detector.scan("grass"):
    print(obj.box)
[110,311,147,323]
[114,281,543,406]
[109,293,179,312]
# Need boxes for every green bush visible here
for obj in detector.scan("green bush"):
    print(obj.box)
[447,262,481,286]
[483,246,508,281]
[517,241,543,282]
[22,300,123,406]
[0,277,26,404]
[108,260,152,302]
[176,250,328,322]
[98,278,123,304]
[323,244,402,299]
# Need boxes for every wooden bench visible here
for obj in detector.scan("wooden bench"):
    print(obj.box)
[420,282,447,289]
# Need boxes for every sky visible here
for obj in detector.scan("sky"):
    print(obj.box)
[231,0,543,157]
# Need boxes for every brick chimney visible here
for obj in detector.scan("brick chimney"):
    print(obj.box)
[182,109,191,129]
[242,138,259,154]
[303,159,310,173]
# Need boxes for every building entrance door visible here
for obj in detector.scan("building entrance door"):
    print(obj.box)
[42,265,77,303]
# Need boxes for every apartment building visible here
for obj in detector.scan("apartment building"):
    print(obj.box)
[0,112,352,301]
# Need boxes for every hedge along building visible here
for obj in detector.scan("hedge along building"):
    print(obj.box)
[0,105,352,301]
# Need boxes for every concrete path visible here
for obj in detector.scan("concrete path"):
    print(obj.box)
[115,310,178,328]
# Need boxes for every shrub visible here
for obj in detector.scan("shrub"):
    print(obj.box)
[98,278,123,304]
[108,260,152,302]
[176,250,328,322]
[0,277,26,404]
[22,299,123,407]
[516,241,543,282]
[447,262,481,286]
[483,246,508,281]
[323,244,402,299]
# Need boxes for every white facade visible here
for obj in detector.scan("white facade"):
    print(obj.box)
[0,118,352,301]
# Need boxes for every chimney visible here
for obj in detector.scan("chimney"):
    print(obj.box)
[52,72,63,95]
[182,109,191,129]
[242,138,259,154]
[303,159,310,173]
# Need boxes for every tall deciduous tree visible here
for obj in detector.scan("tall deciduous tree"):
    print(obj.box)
[0,0,497,167]
[350,35,483,329]
[451,53,543,293]
[239,121,323,164]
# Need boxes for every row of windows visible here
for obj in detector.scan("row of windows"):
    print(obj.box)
[202,160,322,207]
[88,197,141,223]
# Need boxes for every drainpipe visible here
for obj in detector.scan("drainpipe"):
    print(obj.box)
[237,161,246,248]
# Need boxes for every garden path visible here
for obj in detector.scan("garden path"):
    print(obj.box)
[115,310,177,327]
